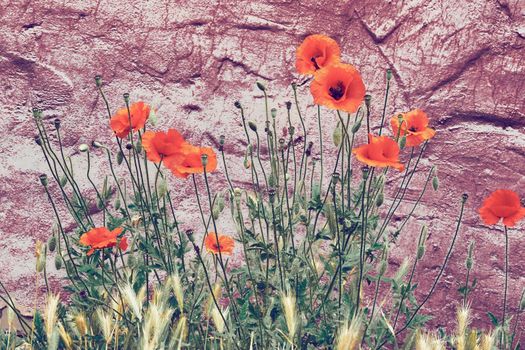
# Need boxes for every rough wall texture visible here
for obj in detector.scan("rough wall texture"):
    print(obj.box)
[1,0,524,336]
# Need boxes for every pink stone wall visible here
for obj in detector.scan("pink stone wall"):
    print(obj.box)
[1,0,524,335]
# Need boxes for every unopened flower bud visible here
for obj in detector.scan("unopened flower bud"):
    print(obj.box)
[376,192,384,207]
[59,175,67,187]
[54,118,61,130]
[35,135,42,146]
[78,144,89,152]
[285,101,292,110]
[39,174,48,187]
[248,121,257,132]
[256,81,266,92]
[92,141,103,149]
[114,198,121,210]
[117,151,124,165]
[432,175,439,191]
[125,143,133,150]
[94,75,102,87]
[54,255,63,270]
[305,141,313,157]
[48,235,57,252]
[135,140,142,153]
[351,118,362,133]
[399,135,406,149]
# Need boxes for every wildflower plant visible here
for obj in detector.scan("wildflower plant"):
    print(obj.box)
[0,34,523,350]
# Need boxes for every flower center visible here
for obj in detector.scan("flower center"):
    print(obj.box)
[329,82,345,100]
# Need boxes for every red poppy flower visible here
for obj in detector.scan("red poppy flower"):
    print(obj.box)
[296,34,341,75]
[479,190,525,227]
[79,227,128,256]
[164,143,217,179]
[390,109,436,147]
[352,134,404,171]
[110,101,150,138]
[141,129,186,163]
[204,233,235,255]
[310,63,365,113]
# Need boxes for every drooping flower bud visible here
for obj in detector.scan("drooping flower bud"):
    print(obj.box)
[399,135,407,149]
[54,255,63,270]
[351,118,362,133]
[117,151,124,165]
[78,144,89,152]
[432,175,439,191]
[48,235,57,252]
[35,135,42,146]
[256,81,266,92]
[248,121,257,132]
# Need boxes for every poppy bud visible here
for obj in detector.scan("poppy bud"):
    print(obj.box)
[94,75,102,87]
[285,101,292,110]
[271,108,277,119]
[364,94,371,109]
[462,193,469,203]
[54,118,61,130]
[78,144,89,152]
[114,198,121,210]
[386,69,392,81]
[351,118,362,133]
[59,175,67,187]
[201,154,208,167]
[212,193,225,220]
[399,135,407,149]
[376,193,384,207]
[248,121,257,132]
[48,235,57,252]
[54,255,62,270]
[123,93,130,104]
[39,174,48,187]
[125,143,133,150]
[35,135,42,146]
[234,101,242,109]
[117,151,124,165]
[333,121,343,147]
[432,175,439,191]
[92,141,103,149]
[256,81,266,92]
[135,140,142,153]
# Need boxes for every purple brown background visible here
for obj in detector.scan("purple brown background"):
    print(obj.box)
[1,0,524,336]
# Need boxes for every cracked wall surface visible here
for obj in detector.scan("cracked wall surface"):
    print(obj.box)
[0,0,524,335]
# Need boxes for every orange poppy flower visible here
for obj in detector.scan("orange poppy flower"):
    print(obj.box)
[390,109,436,147]
[296,34,341,75]
[110,101,150,138]
[478,190,525,227]
[164,143,217,178]
[310,63,365,113]
[141,129,186,163]
[352,134,404,171]
[204,233,235,255]
[79,227,128,256]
